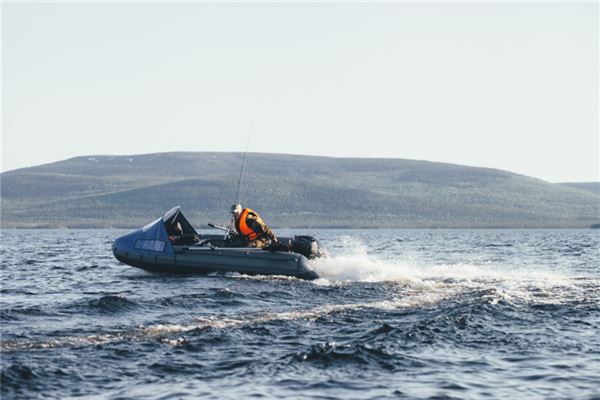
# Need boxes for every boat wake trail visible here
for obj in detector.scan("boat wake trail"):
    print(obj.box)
[0,288,450,352]
[312,236,600,306]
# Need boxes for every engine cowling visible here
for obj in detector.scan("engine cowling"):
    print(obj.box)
[291,236,326,260]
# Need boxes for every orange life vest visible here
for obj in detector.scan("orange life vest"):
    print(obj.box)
[237,208,261,240]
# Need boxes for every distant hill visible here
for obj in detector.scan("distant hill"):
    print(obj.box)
[560,182,600,195]
[1,152,599,228]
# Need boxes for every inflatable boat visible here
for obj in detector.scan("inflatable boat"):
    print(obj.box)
[112,206,325,279]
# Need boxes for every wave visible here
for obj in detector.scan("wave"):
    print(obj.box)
[0,288,452,353]
[3,279,597,354]
[88,295,139,313]
[0,363,39,393]
[1,295,139,323]
[0,305,50,321]
[294,341,398,369]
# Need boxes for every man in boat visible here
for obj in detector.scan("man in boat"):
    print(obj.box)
[229,203,277,248]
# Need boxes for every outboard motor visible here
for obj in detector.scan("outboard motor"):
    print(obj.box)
[291,236,327,260]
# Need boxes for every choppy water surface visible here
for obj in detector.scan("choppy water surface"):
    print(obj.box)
[1,229,599,399]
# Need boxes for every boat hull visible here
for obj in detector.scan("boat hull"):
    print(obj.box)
[112,243,319,279]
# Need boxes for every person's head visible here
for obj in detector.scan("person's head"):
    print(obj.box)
[230,203,242,219]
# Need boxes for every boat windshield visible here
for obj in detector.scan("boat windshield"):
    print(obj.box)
[163,209,198,236]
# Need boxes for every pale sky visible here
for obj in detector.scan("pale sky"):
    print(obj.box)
[2,1,598,182]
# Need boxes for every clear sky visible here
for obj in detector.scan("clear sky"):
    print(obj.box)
[2,1,598,182]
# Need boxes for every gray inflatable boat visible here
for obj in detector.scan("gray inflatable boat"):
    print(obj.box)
[112,206,325,280]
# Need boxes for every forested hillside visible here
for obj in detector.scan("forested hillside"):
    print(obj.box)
[1,152,598,228]
[560,182,600,195]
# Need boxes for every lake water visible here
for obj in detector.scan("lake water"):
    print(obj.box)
[1,229,599,399]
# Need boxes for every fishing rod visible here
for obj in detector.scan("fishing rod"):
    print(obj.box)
[224,128,252,240]
[234,132,252,204]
